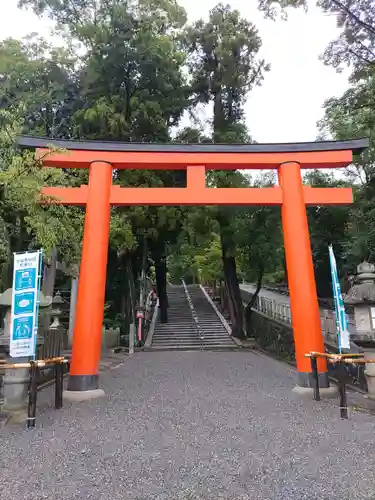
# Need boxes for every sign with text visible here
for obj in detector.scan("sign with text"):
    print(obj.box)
[10,251,41,358]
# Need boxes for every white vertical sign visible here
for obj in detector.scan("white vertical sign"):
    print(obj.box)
[10,251,41,358]
[328,245,350,351]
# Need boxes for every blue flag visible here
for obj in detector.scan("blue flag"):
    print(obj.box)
[328,245,350,352]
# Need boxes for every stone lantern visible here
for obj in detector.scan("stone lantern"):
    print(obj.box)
[344,261,375,398]
[50,291,64,329]
[0,289,52,411]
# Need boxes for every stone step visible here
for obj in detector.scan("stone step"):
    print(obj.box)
[199,328,229,333]
[154,329,197,334]
[153,335,200,340]
[198,327,228,330]
[153,334,199,338]
[154,333,228,338]
[150,341,234,346]
[152,342,204,347]
[153,335,231,341]
[155,323,196,327]
[150,284,237,352]
[154,324,196,328]
[152,335,233,341]
[158,318,193,321]
[145,344,239,352]
[152,343,204,348]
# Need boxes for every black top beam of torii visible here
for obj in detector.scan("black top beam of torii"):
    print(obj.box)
[16,135,369,154]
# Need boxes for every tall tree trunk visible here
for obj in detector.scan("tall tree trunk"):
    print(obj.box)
[139,237,148,309]
[283,253,288,287]
[155,255,168,323]
[125,253,136,326]
[219,222,246,339]
[212,81,245,337]
[42,248,58,298]
[244,263,264,332]
[156,262,168,322]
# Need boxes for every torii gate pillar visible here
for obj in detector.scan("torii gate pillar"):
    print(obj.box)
[280,162,326,390]
[17,136,368,399]
[68,161,112,395]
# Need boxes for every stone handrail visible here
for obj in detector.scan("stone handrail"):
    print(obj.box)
[249,293,356,348]
[182,280,204,349]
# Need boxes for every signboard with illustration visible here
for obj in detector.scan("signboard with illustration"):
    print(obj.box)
[9,251,42,358]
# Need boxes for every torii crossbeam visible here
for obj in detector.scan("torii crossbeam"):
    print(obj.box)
[18,136,369,398]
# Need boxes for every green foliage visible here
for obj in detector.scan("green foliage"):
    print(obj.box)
[303,171,351,295]
[17,0,191,274]
[0,111,83,289]
[194,236,224,283]
[318,69,375,273]
[0,36,77,137]
[8,0,372,316]
[258,0,375,76]
[22,0,190,142]
[186,2,269,139]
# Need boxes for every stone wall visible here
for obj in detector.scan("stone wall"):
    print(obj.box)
[248,309,296,363]
[247,305,367,391]
[102,328,120,349]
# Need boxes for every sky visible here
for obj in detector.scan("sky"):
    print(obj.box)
[0,0,350,143]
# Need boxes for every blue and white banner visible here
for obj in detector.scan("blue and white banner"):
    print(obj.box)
[328,245,350,351]
[10,251,42,358]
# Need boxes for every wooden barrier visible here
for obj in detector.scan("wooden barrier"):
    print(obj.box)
[305,352,374,419]
[0,357,69,428]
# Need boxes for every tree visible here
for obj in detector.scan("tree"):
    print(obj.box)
[0,36,78,138]
[318,69,375,270]
[258,0,375,76]
[20,0,189,142]
[194,236,224,285]
[304,171,351,297]
[19,0,192,326]
[235,172,283,317]
[0,111,83,290]
[186,3,269,338]
[258,0,375,290]
[186,3,268,138]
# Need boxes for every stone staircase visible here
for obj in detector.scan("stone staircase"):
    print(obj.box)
[149,285,238,351]
[187,285,238,350]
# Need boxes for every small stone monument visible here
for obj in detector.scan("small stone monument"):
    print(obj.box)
[344,261,375,398]
[0,288,52,410]
[50,291,64,329]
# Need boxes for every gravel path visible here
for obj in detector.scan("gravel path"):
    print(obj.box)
[1,350,375,500]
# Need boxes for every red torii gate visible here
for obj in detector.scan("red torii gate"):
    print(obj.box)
[18,136,368,398]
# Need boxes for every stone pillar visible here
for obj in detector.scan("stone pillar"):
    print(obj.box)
[41,248,58,330]
[0,290,51,411]
[68,276,78,347]
[344,261,375,399]
[1,307,29,410]
[66,161,112,399]
[279,162,333,395]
